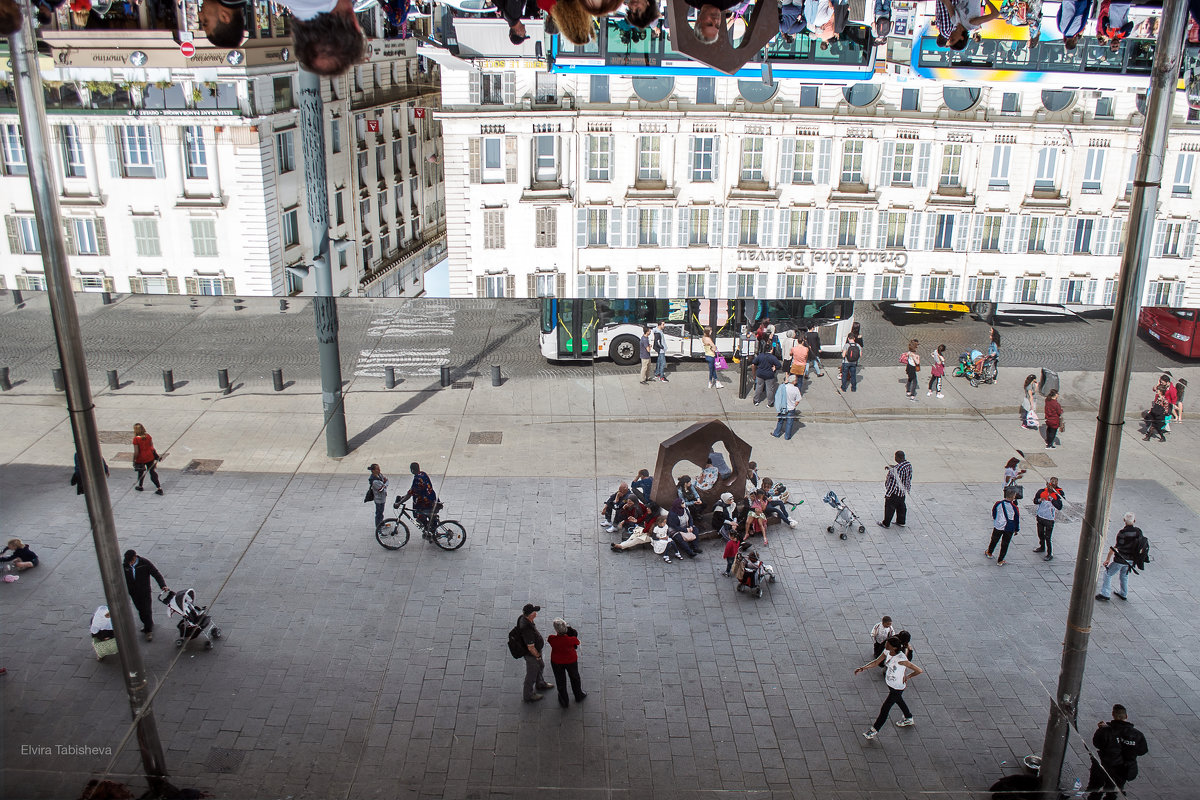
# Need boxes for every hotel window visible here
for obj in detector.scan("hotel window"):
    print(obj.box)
[9,215,41,253]
[1060,278,1084,304]
[739,209,760,246]
[685,272,707,297]
[782,274,804,298]
[832,274,853,299]
[585,273,608,298]
[691,137,716,182]
[330,119,341,153]
[787,209,809,247]
[120,125,155,178]
[735,273,756,298]
[696,77,716,104]
[190,219,218,257]
[1034,147,1058,190]
[787,140,815,184]
[61,125,86,178]
[637,136,662,181]
[886,213,907,249]
[891,142,914,184]
[989,145,1011,189]
[799,85,819,107]
[1001,93,1020,113]
[198,275,228,295]
[481,74,505,105]
[1019,278,1039,303]
[1082,148,1105,193]
[535,207,557,248]
[183,126,208,179]
[71,218,100,255]
[689,208,709,245]
[334,191,345,226]
[273,76,294,109]
[1160,221,1184,257]
[837,211,858,247]
[638,209,659,246]
[981,215,1003,251]
[841,140,863,185]
[939,144,962,188]
[1073,218,1095,254]
[636,273,658,298]
[740,137,764,182]
[2,124,27,176]
[480,274,506,298]
[482,137,504,183]
[925,276,946,300]
[534,273,559,297]
[1027,218,1048,253]
[933,214,954,250]
[1173,153,1194,197]
[1095,96,1114,118]
[880,275,899,299]
[483,209,505,249]
[132,218,161,257]
[588,135,612,182]
[533,136,557,183]
[586,208,608,246]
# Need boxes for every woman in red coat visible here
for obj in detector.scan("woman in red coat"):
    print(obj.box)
[132,423,163,494]
[1043,390,1063,449]
[547,619,587,708]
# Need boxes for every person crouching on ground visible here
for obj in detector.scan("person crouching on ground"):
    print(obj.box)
[0,539,38,571]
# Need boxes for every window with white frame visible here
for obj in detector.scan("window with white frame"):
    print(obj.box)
[2,124,27,176]
[934,214,954,250]
[735,273,756,298]
[1019,278,1039,303]
[689,208,709,245]
[1082,148,1105,193]
[282,209,299,248]
[334,191,345,226]
[535,207,556,248]
[832,274,853,299]
[926,276,946,300]
[1034,146,1058,190]
[481,74,504,105]
[837,211,857,247]
[132,218,161,257]
[330,118,341,153]
[841,140,863,184]
[939,144,962,188]
[481,274,506,298]
[636,273,658,298]
[198,275,227,295]
[1061,278,1084,304]
[1173,153,1194,197]
[886,212,907,248]
[585,273,608,298]
[638,136,662,181]
[79,275,105,292]
[120,125,154,178]
[989,145,1011,188]
[638,208,659,246]
[1161,221,1184,256]
[686,272,707,297]
[691,136,716,182]
[1027,218,1047,252]
[586,208,608,246]
[483,209,505,249]
[981,215,1003,251]
[1073,218,1095,254]
[1001,93,1020,113]
[72,218,99,255]
[740,137,765,182]
[22,274,48,290]
[880,275,900,299]
[61,125,86,178]
[588,135,611,181]
[789,140,815,184]
[891,142,915,184]
[534,135,557,183]
[482,136,504,183]
[183,126,208,179]
[1149,280,1180,305]
[277,130,295,174]
[534,273,558,297]
[190,219,218,257]
[788,209,809,247]
[739,209,761,246]
[782,274,804,298]
[12,216,40,254]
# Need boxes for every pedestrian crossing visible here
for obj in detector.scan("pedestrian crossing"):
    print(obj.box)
[355,302,456,378]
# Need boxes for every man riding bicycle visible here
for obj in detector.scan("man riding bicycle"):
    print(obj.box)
[396,462,437,528]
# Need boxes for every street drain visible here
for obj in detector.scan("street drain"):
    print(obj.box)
[467,431,502,445]
[182,459,224,475]
[203,747,246,774]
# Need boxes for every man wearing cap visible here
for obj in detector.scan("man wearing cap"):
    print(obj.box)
[123,550,170,642]
[199,0,366,75]
[517,604,554,702]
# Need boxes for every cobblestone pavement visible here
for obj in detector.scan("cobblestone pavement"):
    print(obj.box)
[0,294,1190,393]
[2,462,1198,799]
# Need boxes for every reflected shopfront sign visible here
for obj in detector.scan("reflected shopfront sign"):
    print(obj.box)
[737,249,909,268]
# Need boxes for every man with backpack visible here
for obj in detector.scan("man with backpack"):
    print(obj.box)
[804,325,825,378]
[509,603,554,702]
[1085,704,1149,800]
[1096,513,1149,601]
[985,488,1021,566]
[841,336,863,392]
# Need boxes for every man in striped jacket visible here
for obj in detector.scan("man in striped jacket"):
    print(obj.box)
[877,451,912,529]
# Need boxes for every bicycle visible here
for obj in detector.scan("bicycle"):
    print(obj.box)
[376,500,466,551]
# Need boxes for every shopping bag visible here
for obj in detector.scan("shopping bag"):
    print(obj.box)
[1026,409,1038,428]
[715,354,729,371]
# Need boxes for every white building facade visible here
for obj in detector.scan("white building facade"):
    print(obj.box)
[1,28,444,298]
[439,71,1200,307]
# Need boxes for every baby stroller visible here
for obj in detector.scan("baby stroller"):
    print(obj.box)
[159,588,222,651]
[732,544,776,598]
[954,349,998,387]
[823,491,866,540]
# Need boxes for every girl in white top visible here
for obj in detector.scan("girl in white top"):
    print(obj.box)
[1003,457,1026,495]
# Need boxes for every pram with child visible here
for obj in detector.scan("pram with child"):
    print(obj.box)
[732,543,776,598]
[953,349,998,386]
[159,588,223,651]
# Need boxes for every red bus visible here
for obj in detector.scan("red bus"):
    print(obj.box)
[1139,307,1200,358]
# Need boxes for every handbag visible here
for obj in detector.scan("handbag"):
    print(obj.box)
[364,486,375,503]
[680,529,697,542]
[931,362,945,377]
[714,353,729,371]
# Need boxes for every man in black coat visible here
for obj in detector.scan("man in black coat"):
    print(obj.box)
[123,550,169,641]
[496,0,538,44]
[1086,704,1149,800]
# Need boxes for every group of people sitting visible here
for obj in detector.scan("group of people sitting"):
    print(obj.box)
[603,462,799,561]
[777,0,892,46]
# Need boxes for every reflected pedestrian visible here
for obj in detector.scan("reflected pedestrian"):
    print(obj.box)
[547,618,588,708]
[132,423,163,495]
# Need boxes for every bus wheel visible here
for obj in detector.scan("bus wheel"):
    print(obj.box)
[610,335,640,366]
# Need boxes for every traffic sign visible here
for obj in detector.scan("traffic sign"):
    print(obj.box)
[414,107,426,119]
[180,41,195,58]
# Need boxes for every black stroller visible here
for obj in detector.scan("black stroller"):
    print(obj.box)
[159,588,222,651]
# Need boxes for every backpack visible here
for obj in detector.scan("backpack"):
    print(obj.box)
[845,343,861,363]
[1132,533,1151,571]
[507,625,526,659]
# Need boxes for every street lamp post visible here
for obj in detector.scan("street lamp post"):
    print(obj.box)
[1038,0,1190,791]
[297,67,349,458]
[7,6,170,791]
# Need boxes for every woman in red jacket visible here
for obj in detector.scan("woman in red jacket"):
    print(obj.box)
[547,619,587,709]
[132,423,163,495]
[1043,390,1063,449]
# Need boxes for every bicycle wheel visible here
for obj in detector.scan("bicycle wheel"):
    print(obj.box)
[432,520,466,550]
[376,518,410,549]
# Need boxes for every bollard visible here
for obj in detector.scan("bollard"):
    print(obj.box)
[491,365,502,387]
[101,291,113,305]
[52,368,65,391]
[272,368,285,392]
[739,353,752,400]
[11,289,23,306]
[162,369,174,393]
[279,299,288,312]
[385,366,396,389]
[0,367,11,391]
[440,365,451,387]
[217,368,230,394]
[107,370,119,390]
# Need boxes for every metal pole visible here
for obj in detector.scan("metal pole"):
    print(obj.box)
[8,11,170,791]
[298,67,349,458]
[1038,0,1189,790]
